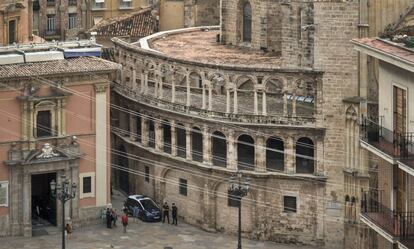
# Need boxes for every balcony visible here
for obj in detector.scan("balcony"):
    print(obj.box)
[361,191,414,243]
[361,118,412,162]
[398,132,414,176]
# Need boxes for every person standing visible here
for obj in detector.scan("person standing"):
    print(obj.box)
[111,208,118,227]
[106,208,112,228]
[171,203,178,226]
[132,206,140,223]
[162,201,170,224]
[121,212,129,233]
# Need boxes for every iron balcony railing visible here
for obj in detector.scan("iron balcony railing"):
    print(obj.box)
[361,190,414,238]
[361,117,414,159]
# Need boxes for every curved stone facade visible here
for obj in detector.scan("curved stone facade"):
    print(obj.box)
[111,0,364,247]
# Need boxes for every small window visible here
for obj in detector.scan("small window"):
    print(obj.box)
[83,176,92,194]
[179,178,187,196]
[0,182,9,207]
[47,15,55,32]
[227,190,239,207]
[283,196,297,213]
[68,13,77,30]
[36,110,52,137]
[145,166,150,183]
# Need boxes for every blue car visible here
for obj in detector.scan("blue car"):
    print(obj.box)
[125,195,161,222]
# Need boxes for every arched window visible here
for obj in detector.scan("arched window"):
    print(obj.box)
[163,120,171,154]
[176,123,186,158]
[295,137,314,174]
[243,2,252,42]
[212,131,227,167]
[237,134,255,171]
[266,137,284,172]
[148,118,155,148]
[192,127,203,162]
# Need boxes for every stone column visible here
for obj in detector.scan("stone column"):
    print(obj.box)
[141,116,149,147]
[316,140,324,175]
[285,136,295,173]
[132,69,137,91]
[208,86,213,111]
[226,89,231,114]
[202,84,206,109]
[353,118,360,170]
[155,120,163,151]
[171,73,176,103]
[254,91,258,115]
[171,120,177,156]
[292,94,296,116]
[185,124,192,160]
[186,75,191,107]
[129,113,137,141]
[227,131,237,170]
[159,72,164,99]
[262,92,267,116]
[255,136,266,172]
[202,125,211,164]
[283,93,288,116]
[233,90,238,114]
[144,71,149,94]
[140,71,145,94]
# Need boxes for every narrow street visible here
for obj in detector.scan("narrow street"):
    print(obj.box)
[0,191,318,249]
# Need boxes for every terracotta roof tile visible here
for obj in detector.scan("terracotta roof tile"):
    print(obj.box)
[0,57,120,79]
[353,37,414,64]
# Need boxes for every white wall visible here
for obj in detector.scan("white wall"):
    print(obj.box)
[378,61,414,133]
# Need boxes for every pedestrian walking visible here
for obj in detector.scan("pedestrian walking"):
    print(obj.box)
[111,208,118,227]
[121,212,129,233]
[171,203,178,226]
[132,206,140,223]
[65,223,73,239]
[106,208,112,228]
[162,201,170,224]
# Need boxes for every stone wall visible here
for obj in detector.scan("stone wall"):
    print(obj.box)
[313,1,360,248]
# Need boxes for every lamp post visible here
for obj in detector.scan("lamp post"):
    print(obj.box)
[50,175,77,249]
[228,172,250,249]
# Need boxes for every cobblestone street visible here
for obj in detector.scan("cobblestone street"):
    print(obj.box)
[0,192,318,249]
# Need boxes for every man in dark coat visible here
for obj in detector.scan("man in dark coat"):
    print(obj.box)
[171,203,178,225]
[162,201,170,224]
[106,208,112,228]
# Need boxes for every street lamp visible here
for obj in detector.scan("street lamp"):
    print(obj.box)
[228,172,250,249]
[50,175,77,249]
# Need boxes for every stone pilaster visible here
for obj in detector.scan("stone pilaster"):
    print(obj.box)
[155,120,163,151]
[141,116,149,147]
[202,125,211,164]
[129,114,137,141]
[208,85,213,111]
[186,74,191,107]
[316,140,324,175]
[171,120,177,156]
[255,136,266,172]
[285,136,295,174]
[185,124,192,160]
[262,92,267,116]
[227,130,237,170]
[233,90,238,114]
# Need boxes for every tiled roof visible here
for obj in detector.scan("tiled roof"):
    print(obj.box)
[90,8,158,39]
[352,37,414,64]
[0,57,120,79]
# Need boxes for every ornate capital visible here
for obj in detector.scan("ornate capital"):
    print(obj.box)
[94,83,109,93]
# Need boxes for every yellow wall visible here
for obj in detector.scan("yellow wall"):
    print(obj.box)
[159,0,184,31]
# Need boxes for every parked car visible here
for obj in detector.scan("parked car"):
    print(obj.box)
[124,195,161,222]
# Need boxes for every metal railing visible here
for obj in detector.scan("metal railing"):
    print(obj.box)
[361,190,414,238]
[361,117,412,158]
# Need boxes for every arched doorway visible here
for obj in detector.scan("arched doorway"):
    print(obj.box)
[192,127,203,162]
[237,134,255,171]
[118,145,129,194]
[266,137,284,172]
[243,2,252,42]
[212,131,227,167]
[296,137,314,174]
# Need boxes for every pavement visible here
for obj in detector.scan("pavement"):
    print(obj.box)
[0,191,318,249]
